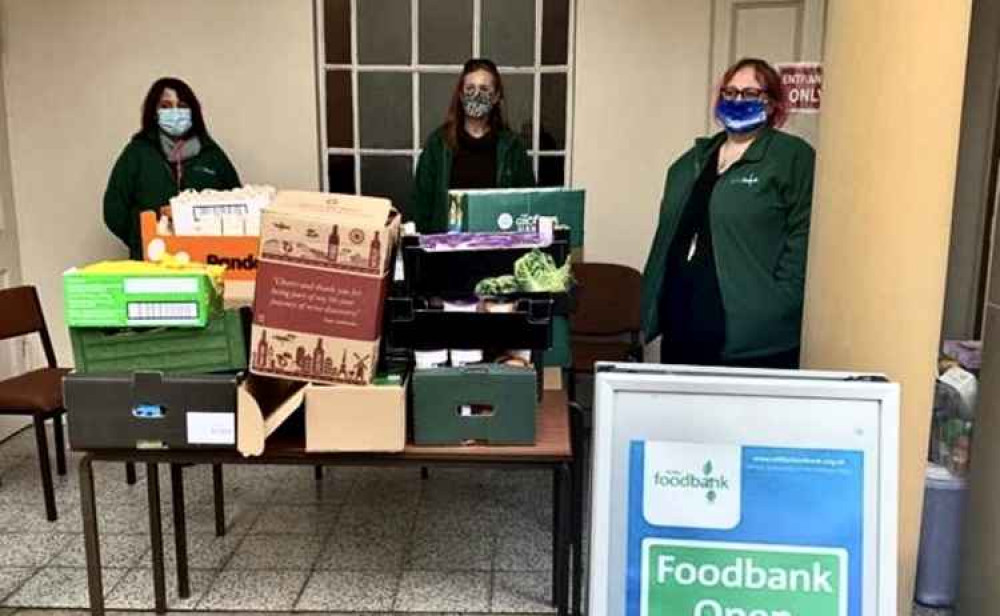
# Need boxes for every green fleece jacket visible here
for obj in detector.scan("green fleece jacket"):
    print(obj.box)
[409,127,535,233]
[641,127,816,359]
[103,130,240,259]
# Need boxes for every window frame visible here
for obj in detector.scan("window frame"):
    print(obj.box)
[315,0,576,196]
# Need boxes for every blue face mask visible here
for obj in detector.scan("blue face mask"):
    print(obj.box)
[715,99,768,134]
[157,108,192,138]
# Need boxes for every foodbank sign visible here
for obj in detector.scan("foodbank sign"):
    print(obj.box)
[628,442,862,616]
[641,539,846,616]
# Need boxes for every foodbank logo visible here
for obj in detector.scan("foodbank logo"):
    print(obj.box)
[653,460,730,504]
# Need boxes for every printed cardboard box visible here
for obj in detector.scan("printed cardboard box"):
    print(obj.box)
[447,187,586,249]
[250,191,400,385]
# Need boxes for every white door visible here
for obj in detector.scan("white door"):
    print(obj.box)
[0,39,29,441]
[709,0,827,146]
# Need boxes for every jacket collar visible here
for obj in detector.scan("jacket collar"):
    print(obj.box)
[693,126,776,169]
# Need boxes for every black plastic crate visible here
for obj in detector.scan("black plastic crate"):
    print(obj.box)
[400,228,571,299]
[386,296,553,350]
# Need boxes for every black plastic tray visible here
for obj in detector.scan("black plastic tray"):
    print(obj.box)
[400,229,571,299]
[386,296,553,350]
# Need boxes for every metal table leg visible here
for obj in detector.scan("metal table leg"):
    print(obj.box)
[80,454,104,616]
[146,463,167,613]
[212,464,226,537]
[125,462,137,485]
[53,413,67,476]
[170,464,190,599]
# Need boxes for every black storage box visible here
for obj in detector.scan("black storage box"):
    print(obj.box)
[386,296,553,350]
[64,372,239,450]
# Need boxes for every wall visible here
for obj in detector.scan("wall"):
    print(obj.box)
[572,0,713,272]
[941,0,1000,340]
[0,0,320,363]
[800,0,972,608]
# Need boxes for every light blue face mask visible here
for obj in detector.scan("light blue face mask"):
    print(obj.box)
[157,108,192,138]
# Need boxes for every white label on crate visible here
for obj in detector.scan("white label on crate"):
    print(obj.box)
[187,412,236,445]
[124,277,199,294]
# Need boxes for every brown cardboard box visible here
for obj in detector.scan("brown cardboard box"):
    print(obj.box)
[305,376,407,452]
[249,191,400,385]
[236,374,406,456]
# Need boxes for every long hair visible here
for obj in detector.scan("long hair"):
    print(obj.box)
[139,77,209,138]
[717,58,789,128]
[443,58,507,150]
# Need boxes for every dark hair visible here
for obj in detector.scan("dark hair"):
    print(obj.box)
[717,57,789,128]
[443,58,507,150]
[140,77,208,138]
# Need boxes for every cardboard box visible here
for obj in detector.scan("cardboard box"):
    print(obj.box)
[236,373,406,455]
[250,191,400,385]
[412,365,536,445]
[70,308,248,374]
[64,372,238,450]
[306,374,406,452]
[448,187,585,249]
[63,267,221,328]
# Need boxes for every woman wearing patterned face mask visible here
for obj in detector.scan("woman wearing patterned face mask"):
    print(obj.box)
[410,58,535,232]
[641,57,816,369]
[103,77,240,259]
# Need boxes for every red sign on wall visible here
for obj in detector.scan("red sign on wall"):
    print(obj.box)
[777,62,822,113]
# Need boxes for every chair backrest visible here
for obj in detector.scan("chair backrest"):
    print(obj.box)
[570,262,642,336]
[0,285,57,368]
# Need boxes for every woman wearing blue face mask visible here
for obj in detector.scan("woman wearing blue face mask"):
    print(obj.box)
[641,57,816,369]
[409,58,535,233]
[103,77,240,259]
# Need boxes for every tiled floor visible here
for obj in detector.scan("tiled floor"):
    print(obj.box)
[0,422,958,616]
[0,425,561,614]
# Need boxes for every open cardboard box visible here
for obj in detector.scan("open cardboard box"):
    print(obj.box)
[237,373,407,456]
[250,191,401,386]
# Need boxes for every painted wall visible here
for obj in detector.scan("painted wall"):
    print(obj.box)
[801,0,972,607]
[572,0,713,272]
[1,0,320,362]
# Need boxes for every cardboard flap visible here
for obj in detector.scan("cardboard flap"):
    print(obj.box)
[269,191,397,227]
[237,376,306,457]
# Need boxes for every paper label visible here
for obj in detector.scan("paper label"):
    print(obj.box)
[186,412,236,445]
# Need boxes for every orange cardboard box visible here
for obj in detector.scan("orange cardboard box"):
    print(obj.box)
[140,211,260,282]
[249,191,400,386]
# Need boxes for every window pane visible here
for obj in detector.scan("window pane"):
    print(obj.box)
[359,72,413,149]
[358,0,411,65]
[325,70,353,148]
[328,155,356,193]
[420,0,473,65]
[324,0,351,64]
[420,72,460,145]
[540,73,566,150]
[361,155,414,213]
[538,155,565,187]
[502,73,534,147]
[482,0,535,67]
[541,0,569,65]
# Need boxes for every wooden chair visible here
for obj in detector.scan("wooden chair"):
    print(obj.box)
[0,285,71,520]
[568,263,643,403]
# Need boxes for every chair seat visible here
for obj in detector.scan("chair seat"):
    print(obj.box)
[571,339,638,373]
[0,367,71,413]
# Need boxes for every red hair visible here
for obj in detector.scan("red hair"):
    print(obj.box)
[443,58,508,150]
[718,57,789,128]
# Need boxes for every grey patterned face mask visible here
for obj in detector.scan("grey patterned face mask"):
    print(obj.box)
[462,91,494,118]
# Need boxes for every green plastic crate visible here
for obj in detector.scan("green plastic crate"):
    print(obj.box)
[70,309,247,374]
[63,268,220,328]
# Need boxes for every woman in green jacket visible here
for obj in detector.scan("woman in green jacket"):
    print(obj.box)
[641,58,816,369]
[103,77,241,259]
[410,58,535,232]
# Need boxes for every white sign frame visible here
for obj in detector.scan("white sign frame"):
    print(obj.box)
[588,363,899,616]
